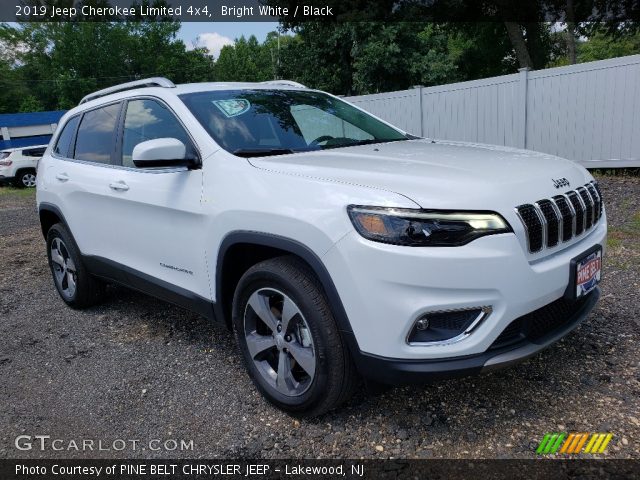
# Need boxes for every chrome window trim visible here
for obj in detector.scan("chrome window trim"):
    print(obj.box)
[406,306,493,346]
[46,156,189,174]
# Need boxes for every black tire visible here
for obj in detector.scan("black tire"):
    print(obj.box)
[14,169,37,188]
[46,223,105,308]
[232,256,358,417]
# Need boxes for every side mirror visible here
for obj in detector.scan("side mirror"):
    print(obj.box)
[132,138,199,169]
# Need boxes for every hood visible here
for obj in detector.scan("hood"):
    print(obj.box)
[248,139,592,211]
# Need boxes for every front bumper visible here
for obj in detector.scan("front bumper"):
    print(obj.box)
[323,215,606,362]
[346,287,599,384]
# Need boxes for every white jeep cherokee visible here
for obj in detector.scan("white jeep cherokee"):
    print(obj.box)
[37,78,606,416]
[0,145,47,188]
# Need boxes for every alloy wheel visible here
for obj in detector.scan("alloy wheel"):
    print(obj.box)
[50,237,77,299]
[21,173,36,188]
[243,288,316,397]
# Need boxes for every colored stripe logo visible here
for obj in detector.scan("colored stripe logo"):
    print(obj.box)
[536,433,613,454]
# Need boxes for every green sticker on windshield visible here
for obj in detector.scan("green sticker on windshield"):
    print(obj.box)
[212,99,250,118]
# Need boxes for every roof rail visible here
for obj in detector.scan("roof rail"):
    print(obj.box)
[260,80,307,89]
[79,77,175,104]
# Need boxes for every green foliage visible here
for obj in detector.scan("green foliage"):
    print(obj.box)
[0,20,214,111]
[577,29,640,63]
[215,35,273,82]
[548,27,640,67]
[1,18,639,114]
[18,95,44,113]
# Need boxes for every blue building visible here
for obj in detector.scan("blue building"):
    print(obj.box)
[0,110,67,150]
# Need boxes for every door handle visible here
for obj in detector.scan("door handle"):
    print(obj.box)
[55,173,69,182]
[109,181,129,192]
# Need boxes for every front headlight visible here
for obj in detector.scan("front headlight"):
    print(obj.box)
[347,206,512,247]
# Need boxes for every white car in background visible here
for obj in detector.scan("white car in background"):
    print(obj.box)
[0,145,48,188]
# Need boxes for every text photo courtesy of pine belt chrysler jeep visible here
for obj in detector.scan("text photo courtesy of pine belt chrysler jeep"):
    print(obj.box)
[36,77,606,416]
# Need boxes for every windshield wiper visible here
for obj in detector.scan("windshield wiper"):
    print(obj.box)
[321,138,409,150]
[233,148,295,158]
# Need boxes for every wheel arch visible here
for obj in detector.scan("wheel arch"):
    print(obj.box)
[38,203,68,240]
[216,232,355,339]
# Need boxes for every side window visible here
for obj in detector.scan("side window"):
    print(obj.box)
[22,147,46,157]
[53,116,80,158]
[121,99,192,168]
[74,103,120,164]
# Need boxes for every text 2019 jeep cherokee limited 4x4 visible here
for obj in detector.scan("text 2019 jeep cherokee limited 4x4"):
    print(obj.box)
[37,77,606,416]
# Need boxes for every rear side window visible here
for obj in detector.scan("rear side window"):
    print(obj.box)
[53,116,80,157]
[121,99,192,168]
[22,147,46,157]
[74,103,120,164]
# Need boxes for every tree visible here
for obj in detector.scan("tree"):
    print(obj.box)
[0,19,215,111]
[214,35,273,82]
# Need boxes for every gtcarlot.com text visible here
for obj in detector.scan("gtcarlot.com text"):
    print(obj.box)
[14,435,194,452]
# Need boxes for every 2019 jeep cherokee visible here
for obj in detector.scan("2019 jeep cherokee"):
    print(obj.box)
[36,77,606,416]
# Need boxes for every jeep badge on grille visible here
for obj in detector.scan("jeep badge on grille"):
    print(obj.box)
[552,177,570,189]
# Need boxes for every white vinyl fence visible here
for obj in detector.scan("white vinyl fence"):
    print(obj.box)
[346,55,640,168]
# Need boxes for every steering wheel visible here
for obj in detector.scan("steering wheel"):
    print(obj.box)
[309,135,335,147]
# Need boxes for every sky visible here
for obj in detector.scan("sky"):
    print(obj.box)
[178,22,280,57]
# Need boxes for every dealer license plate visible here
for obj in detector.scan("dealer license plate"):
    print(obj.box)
[575,248,602,298]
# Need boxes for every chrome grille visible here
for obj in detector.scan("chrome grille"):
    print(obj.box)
[516,182,603,253]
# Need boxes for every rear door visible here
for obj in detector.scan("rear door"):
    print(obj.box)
[46,102,123,260]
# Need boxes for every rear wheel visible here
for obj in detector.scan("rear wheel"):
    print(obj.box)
[232,256,357,416]
[15,169,37,188]
[46,223,105,308]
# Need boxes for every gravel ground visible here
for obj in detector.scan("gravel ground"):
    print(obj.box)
[0,177,638,460]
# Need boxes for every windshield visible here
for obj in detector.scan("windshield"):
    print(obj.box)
[179,89,408,157]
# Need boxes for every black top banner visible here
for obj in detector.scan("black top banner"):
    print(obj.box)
[3,0,640,23]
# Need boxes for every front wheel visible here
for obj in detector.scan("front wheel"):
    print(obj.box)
[232,256,357,416]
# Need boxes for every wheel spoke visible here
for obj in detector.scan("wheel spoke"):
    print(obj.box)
[247,291,278,332]
[66,271,76,293]
[287,342,316,377]
[276,351,295,394]
[245,332,276,359]
[281,295,300,333]
[51,249,65,268]
[65,257,76,272]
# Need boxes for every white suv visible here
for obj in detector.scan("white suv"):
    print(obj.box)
[37,78,606,415]
[0,145,47,188]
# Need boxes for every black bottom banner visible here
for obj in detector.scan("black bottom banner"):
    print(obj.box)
[2,459,640,480]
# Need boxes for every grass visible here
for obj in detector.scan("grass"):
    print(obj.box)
[631,212,640,233]
[0,186,36,197]
[606,211,640,257]
[590,168,639,177]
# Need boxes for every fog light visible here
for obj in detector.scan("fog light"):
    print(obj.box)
[407,307,491,345]
[415,318,430,330]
